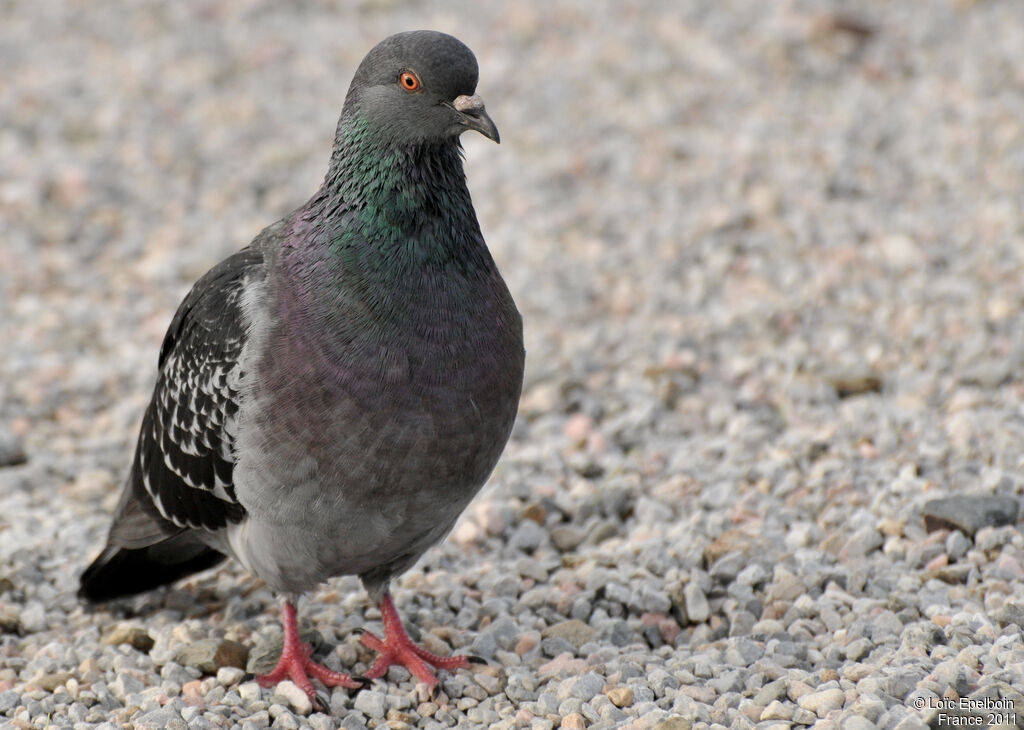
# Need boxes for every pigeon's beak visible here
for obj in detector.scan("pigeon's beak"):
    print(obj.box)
[453,94,500,144]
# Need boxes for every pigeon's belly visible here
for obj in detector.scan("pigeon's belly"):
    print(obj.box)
[228,313,523,594]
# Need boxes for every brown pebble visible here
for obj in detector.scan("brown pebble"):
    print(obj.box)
[416,701,438,717]
[514,634,538,656]
[541,619,595,650]
[30,671,74,692]
[0,605,23,635]
[878,519,904,537]
[522,502,546,524]
[607,686,634,707]
[77,658,102,683]
[560,712,586,730]
[386,710,417,724]
[741,702,763,722]
[538,653,586,676]
[515,708,535,724]
[677,684,716,704]
[182,679,204,706]
[215,639,248,669]
[177,638,249,674]
[787,680,814,701]
[101,624,155,653]
[564,414,593,445]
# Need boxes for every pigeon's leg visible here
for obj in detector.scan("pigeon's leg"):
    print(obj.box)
[360,592,479,690]
[256,599,364,707]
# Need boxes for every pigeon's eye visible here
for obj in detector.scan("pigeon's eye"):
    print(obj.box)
[399,71,421,92]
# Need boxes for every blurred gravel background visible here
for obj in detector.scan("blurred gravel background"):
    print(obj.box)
[3,1,1024,729]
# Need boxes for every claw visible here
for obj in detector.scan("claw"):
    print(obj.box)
[360,593,474,690]
[256,599,363,708]
[311,691,330,714]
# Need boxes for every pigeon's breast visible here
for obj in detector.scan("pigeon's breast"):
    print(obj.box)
[228,265,523,593]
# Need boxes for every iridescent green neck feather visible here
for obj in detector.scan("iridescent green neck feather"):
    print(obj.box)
[279,112,497,346]
[315,113,482,268]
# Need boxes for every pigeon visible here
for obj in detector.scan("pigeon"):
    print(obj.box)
[79,30,525,707]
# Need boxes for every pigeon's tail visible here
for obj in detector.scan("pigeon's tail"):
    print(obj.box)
[78,536,226,603]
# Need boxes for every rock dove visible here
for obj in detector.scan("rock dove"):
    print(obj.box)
[79,30,524,706]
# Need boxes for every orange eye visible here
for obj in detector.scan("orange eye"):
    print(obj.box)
[399,71,420,92]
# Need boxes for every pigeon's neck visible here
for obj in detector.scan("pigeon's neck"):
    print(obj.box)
[310,113,480,260]
[276,113,497,348]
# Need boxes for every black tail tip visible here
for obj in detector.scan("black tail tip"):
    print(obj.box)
[78,544,226,603]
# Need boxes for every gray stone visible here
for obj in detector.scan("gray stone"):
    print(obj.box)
[109,673,144,700]
[604,581,633,606]
[470,628,498,659]
[549,525,585,552]
[946,530,970,561]
[922,496,1019,536]
[569,672,605,701]
[885,668,925,701]
[537,691,559,714]
[728,610,756,637]
[0,690,20,712]
[798,688,845,716]
[597,619,636,647]
[216,666,245,686]
[339,712,368,730]
[648,669,678,696]
[766,569,806,602]
[736,563,768,587]
[353,689,387,719]
[541,636,577,658]
[867,610,903,640]
[993,601,1024,628]
[134,707,186,730]
[683,583,710,624]
[514,557,549,582]
[724,638,764,665]
[900,623,946,651]
[843,716,878,730]
[845,638,872,661]
[481,614,521,652]
[273,680,312,715]
[753,679,788,706]
[709,551,746,583]
[706,669,743,694]
[238,681,262,705]
[838,527,884,562]
[509,520,546,552]
[306,714,334,730]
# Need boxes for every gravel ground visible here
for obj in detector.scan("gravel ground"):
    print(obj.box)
[3,1,1024,729]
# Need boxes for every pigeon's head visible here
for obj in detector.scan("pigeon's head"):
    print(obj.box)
[345,30,499,145]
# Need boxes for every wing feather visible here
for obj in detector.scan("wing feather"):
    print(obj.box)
[125,245,265,534]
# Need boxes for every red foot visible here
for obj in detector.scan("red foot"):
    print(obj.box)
[360,593,476,690]
[256,600,363,707]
